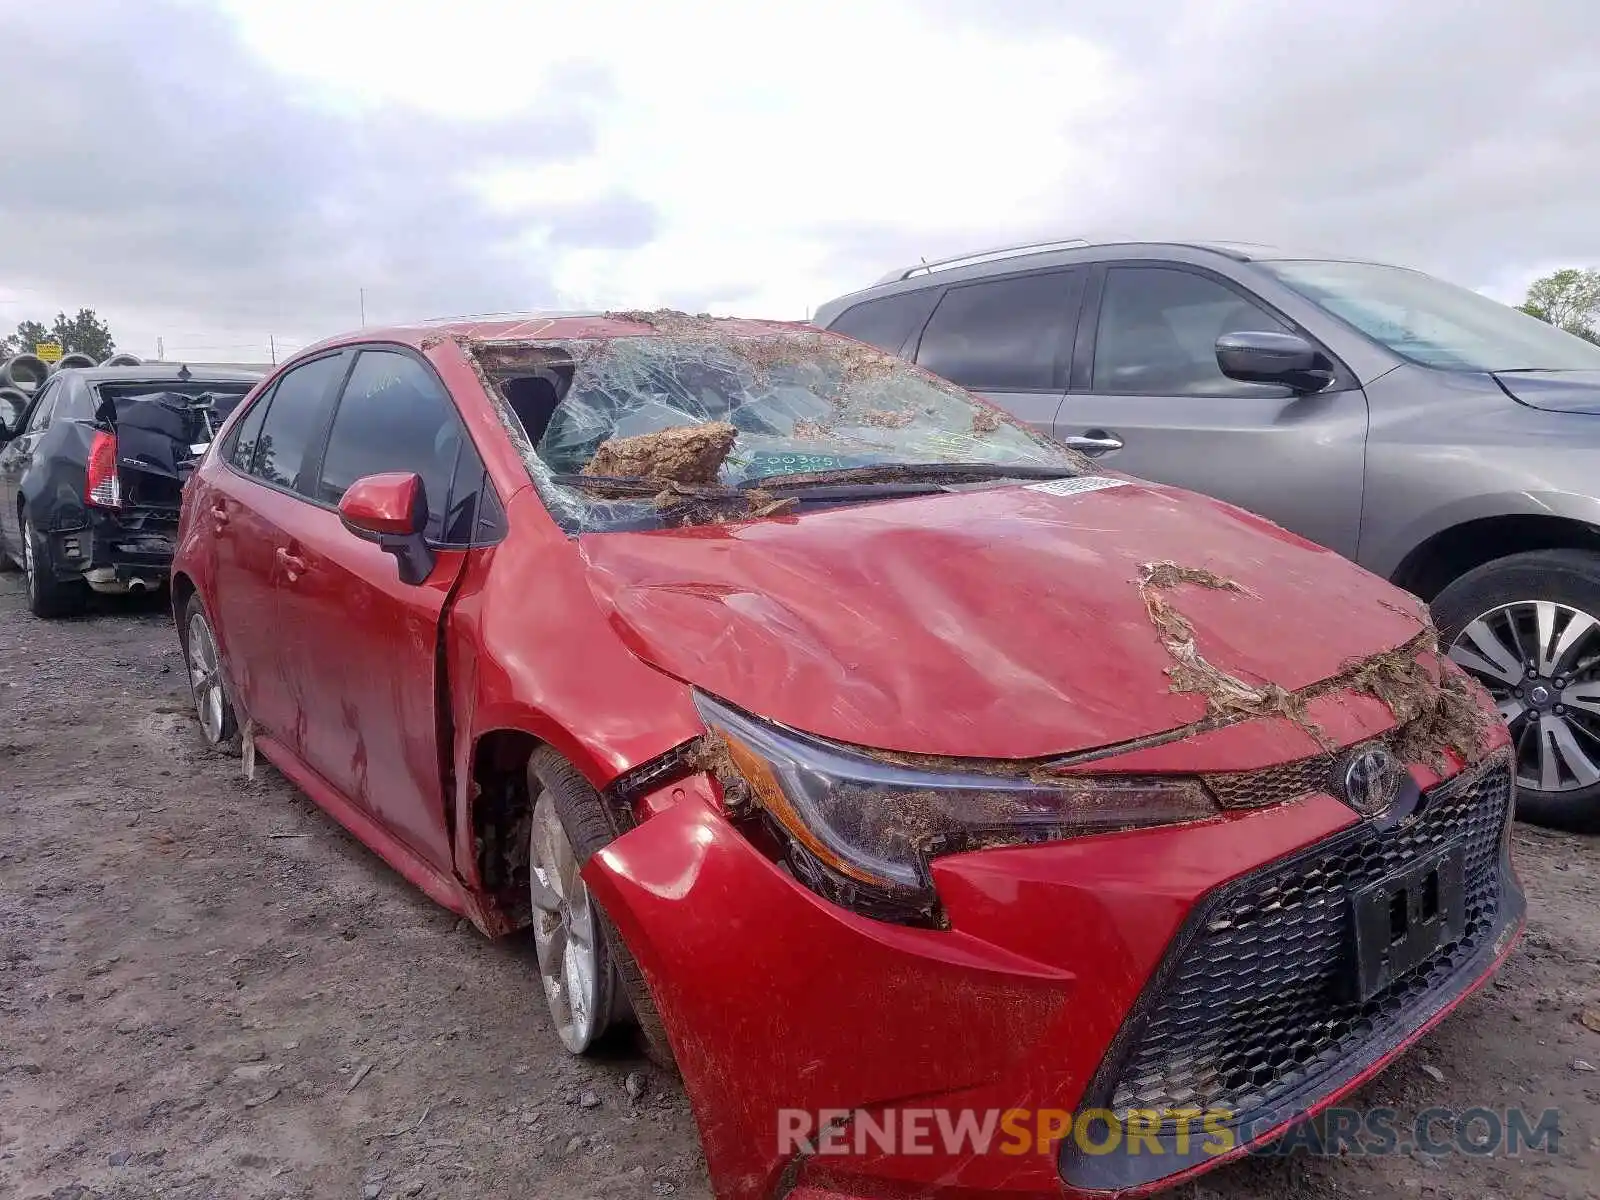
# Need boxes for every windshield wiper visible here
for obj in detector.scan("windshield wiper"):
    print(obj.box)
[550,462,1079,514]
[548,473,747,497]
[741,462,1082,489]
[548,472,953,503]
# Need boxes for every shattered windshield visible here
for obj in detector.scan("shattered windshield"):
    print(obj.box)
[474,318,1085,533]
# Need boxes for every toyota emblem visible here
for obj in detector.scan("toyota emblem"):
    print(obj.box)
[1336,746,1404,817]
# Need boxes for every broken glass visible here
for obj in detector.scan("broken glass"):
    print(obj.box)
[468,319,1089,534]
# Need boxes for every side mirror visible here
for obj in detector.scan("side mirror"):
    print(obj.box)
[338,472,435,585]
[1216,331,1334,393]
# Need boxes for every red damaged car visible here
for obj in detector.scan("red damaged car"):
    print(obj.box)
[171,313,1522,1199]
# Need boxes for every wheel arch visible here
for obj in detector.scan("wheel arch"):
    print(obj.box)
[169,569,197,626]
[463,721,617,933]
[1390,513,1600,602]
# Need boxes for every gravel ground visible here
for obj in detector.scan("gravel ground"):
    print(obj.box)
[0,572,1596,1200]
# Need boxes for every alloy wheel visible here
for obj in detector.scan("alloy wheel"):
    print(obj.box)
[528,789,604,1053]
[186,611,228,744]
[1447,599,1600,793]
[21,519,36,600]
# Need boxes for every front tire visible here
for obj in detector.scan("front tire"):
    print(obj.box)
[527,748,676,1067]
[1433,549,1600,834]
[22,513,86,618]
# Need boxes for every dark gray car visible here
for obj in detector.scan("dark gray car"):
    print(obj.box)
[814,239,1600,832]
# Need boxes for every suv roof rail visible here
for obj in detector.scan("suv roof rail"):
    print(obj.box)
[872,236,1103,284]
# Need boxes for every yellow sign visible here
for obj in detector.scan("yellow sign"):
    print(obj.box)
[35,341,63,362]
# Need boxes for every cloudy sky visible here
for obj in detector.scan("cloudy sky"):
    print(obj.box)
[1,0,1595,363]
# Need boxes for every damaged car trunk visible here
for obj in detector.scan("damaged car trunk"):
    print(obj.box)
[97,384,243,507]
[0,365,259,615]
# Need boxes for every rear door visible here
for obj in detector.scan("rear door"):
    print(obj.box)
[205,352,349,735]
[910,269,1084,436]
[1057,263,1369,556]
[268,346,492,873]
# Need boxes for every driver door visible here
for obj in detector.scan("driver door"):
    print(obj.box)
[1055,263,1369,557]
[269,347,491,874]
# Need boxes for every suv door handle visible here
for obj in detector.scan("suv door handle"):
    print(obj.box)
[1061,431,1124,455]
[209,502,230,526]
[275,547,307,580]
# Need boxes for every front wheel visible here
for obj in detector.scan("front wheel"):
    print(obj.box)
[1434,549,1600,834]
[526,748,675,1066]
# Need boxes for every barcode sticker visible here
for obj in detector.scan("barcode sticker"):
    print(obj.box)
[1025,475,1129,497]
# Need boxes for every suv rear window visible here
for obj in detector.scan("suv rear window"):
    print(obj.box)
[828,291,938,354]
[915,271,1079,391]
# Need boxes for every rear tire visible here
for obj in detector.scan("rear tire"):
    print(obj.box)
[21,512,86,618]
[528,748,678,1070]
[180,596,239,750]
[1433,549,1600,834]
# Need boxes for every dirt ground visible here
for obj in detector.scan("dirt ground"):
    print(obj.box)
[1,576,1596,1200]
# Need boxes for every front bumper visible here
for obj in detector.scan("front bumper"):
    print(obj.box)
[582,752,1521,1200]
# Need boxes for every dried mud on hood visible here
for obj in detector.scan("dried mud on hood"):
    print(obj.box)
[1137,560,1497,772]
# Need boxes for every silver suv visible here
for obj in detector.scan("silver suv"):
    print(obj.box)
[815,239,1600,832]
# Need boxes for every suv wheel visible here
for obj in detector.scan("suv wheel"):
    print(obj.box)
[21,512,86,619]
[1433,549,1600,834]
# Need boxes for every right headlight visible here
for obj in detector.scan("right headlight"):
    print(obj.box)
[693,692,1219,926]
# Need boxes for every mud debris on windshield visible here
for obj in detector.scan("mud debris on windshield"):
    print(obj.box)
[460,311,1082,535]
[583,421,737,487]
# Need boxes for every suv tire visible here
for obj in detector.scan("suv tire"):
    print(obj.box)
[1433,549,1600,834]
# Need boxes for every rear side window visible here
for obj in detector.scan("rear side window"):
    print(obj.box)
[226,389,271,471]
[440,441,489,544]
[1092,267,1290,396]
[250,354,346,491]
[22,379,62,433]
[828,290,938,354]
[916,271,1079,391]
[315,349,471,541]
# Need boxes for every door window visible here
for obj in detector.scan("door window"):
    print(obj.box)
[829,290,939,355]
[225,388,272,472]
[248,354,346,491]
[315,349,473,541]
[916,271,1078,391]
[1092,267,1290,396]
[22,379,62,433]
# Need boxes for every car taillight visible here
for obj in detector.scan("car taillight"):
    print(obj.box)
[86,431,121,508]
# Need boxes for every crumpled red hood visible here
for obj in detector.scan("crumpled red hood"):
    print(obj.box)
[577,478,1425,759]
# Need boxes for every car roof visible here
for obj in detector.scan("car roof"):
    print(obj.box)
[863,237,1378,286]
[806,238,1394,328]
[298,312,816,357]
[57,364,265,385]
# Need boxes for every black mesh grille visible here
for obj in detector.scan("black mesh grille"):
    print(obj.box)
[1203,720,1429,811]
[1204,755,1331,810]
[1103,755,1513,1119]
